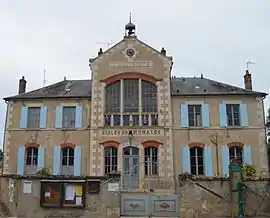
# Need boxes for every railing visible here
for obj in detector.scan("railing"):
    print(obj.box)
[101,159,161,192]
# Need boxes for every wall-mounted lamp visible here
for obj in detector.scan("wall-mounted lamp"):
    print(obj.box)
[128,130,133,146]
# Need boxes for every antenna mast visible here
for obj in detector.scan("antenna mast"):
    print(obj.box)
[43,69,47,87]
[96,41,113,49]
[246,60,256,71]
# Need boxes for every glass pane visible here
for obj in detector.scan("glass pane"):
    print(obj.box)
[41,182,61,206]
[123,79,139,113]
[62,107,76,128]
[105,81,121,113]
[142,80,157,113]
[131,147,139,155]
[27,107,40,128]
[113,115,121,126]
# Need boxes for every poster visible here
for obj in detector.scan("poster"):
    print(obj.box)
[75,185,82,196]
[8,179,15,202]
[76,197,82,205]
[44,192,50,197]
[23,180,32,194]
[65,184,75,200]
[108,183,119,191]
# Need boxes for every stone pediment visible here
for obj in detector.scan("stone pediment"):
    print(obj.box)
[90,36,173,82]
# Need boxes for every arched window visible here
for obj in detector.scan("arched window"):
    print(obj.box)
[229,146,243,163]
[61,147,74,175]
[190,147,204,175]
[25,147,38,175]
[104,147,118,174]
[144,147,158,175]
[104,78,158,126]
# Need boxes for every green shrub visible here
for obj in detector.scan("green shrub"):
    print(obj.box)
[36,168,51,176]
[242,164,256,178]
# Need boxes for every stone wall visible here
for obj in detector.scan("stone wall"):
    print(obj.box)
[178,175,270,218]
[1,174,270,217]
[0,175,120,218]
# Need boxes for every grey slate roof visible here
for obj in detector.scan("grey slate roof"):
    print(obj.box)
[3,77,266,100]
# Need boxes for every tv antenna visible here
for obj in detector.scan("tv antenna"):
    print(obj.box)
[43,69,47,87]
[246,60,256,71]
[96,41,113,49]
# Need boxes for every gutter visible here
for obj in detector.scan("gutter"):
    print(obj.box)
[1,101,9,174]
[261,96,269,173]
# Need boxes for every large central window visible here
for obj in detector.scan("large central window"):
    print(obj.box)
[104,79,158,126]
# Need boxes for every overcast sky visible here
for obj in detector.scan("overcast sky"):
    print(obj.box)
[0,0,270,148]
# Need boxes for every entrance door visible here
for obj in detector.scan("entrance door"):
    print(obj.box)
[123,146,139,189]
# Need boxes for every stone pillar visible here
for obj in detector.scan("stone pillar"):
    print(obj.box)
[229,159,243,218]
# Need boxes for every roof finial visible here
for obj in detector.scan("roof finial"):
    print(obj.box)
[129,12,132,23]
[125,13,136,37]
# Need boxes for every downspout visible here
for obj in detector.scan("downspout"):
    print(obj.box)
[261,96,270,173]
[1,101,9,174]
[261,96,269,173]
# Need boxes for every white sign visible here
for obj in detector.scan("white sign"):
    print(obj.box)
[23,180,32,194]
[109,61,153,68]
[108,183,119,192]
[100,129,163,137]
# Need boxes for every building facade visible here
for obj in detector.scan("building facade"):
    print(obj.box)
[2,21,269,191]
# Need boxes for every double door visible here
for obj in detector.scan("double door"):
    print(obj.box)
[123,146,139,189]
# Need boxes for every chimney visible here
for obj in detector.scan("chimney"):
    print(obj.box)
[18,76,26,94]
[98,48,103,56]
[244,70,252,90]
[161,47,166,56]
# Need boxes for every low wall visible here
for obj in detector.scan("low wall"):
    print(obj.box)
[0,175,120,218]
[1,174,270,217]
[178,175,270,218]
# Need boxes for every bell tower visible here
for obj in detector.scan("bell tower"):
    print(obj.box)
[125,13,136,36]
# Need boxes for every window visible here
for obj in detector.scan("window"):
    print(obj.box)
[124,79,139,113]
[188,105,202,127]
[61,147,74,175]
[104,147,118,174]
[142,80,157,113]
[226,104,240,126]
[25,147,38,166]
[40,182,86,208]
[190,147,204,175]
[104,79,158,127]
[229,146,243,164]
[27,107,40,128]
[24,147,38,174]
[144,147,158,175]
[62,106,76,128]
[105,81,121,113]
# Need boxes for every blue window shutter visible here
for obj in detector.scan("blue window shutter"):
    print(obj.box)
[180,104,189,128]
[204,145,213,177]
[182,146,191,173]
[243,145,252,165]
[55,106,63,128]
[53,146,61,175]
[37,147,45,171]
[39,106,48,128]
[202,104,210,128]
[20,106,28,128]
[219,104,228,128]
[75,105,83,129]
[17,146,25,175]
[74,146,82,176]
[240,104,248,127]
[221,145,230,177]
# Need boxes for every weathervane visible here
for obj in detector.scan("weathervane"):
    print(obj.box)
[246,60,256,71]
